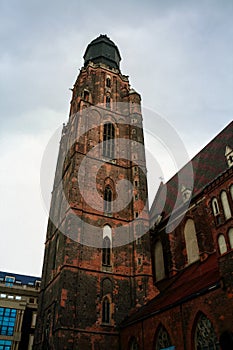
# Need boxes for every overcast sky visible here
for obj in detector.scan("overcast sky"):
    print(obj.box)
[0,0,232,277]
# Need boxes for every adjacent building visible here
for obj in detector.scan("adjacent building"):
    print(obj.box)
[0,271,40,350]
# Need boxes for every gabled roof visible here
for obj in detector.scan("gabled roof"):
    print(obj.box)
[121,254,220,327]
[150,121,233,222]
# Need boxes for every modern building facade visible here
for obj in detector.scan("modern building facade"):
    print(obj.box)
[0,271,40,350]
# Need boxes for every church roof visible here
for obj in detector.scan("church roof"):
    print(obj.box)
[83,34,121,70]
[120,254,220,327]
[150,121,233,222]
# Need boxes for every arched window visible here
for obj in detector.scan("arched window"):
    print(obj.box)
[228,228,233,249]
[194,313,219,349]
[103,123,115,158]
[129,337,139,350]
[102,296,110,324]
[106,96,111,109]
[221,191,231,220]
[154,240,165,281]
[218,234,227,255]
[155,325,172,350]
[212,197,220,215]
[102,226,112,266]
[106,77,111,88]
[184,219,199,264]
[104,186,112,214]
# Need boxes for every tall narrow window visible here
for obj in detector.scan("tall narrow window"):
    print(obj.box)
[221,191,231,220]
[103,123,115,158]
[194,313,220,349]
[184,219,199,264]
[155,325,172,350]
[102,237,111,265]
[106,96,111,109]
[154,240,165,281]
[104,186,112,214]
[106,77,111,88]
[212,198,221,224]
[218,234,227,255]
[102,296,110,324]
[230,185,233,200]
[228,228,233,249]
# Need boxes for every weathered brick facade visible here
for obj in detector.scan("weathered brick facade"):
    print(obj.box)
[33,35,157,350]
[34,35,233,349]
[120,123,233,349]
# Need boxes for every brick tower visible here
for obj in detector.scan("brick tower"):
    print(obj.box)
[34,35,156,350]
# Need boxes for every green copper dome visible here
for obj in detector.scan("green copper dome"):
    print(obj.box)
[83,34,121,69]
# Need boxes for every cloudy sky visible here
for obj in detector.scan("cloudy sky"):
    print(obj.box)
[0,0,232,277]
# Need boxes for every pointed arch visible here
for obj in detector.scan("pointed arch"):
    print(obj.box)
[218,234,227,255]
[102,296,111,324]
[193,312,219,349]
[184,219,199,264]
[154,324,172,350]
[228,228,233,249]
[221,191,231,220]
[104,186,113,214]
[154,240,165,281]
[102,225,112,266]
[103,123,115,158]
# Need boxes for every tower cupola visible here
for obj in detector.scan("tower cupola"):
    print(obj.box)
[83,34,121,70]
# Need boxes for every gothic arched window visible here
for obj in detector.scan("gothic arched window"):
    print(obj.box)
[154,240,165,281]
[228,228,233,249]
[218,234,227,255]
[194,313,220,349]
[221,191,231,220]
[106,77,111,88]
[104,186,112,214]
[155,325,172,350]
[184,219,199,264]
[103,123,115,158]
[102,226,112,266]
[106,96,111,109]
[212,198,221,224]
[102,296,110,324]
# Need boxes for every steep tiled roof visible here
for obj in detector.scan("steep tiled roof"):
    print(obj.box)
[121,254,220,327]
[150,121,233,221]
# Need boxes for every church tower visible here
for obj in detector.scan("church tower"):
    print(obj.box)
[34,35,156,350]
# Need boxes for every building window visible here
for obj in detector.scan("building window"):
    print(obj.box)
[5,276,15,287]
[103,123,115,158]
[106,77,111,88]
[102,225,112,266]
[0,308,17,336]
[102,296,110,324]
[155,325,172,350]
[194,313,220,349]
[104,186,112,214]
[83,90,89,101]
[102,236,111,266]
[129,337,139,350]
[31,312,37,328]
[106,96,111,109]
[218,234,227,255]
[0,340,12,350]
[230,185,233,200]
[221,191,231,220]
[154,240,165,281]
[184,219,199,264]
[228,228,233,249]
[212,198,221,224]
